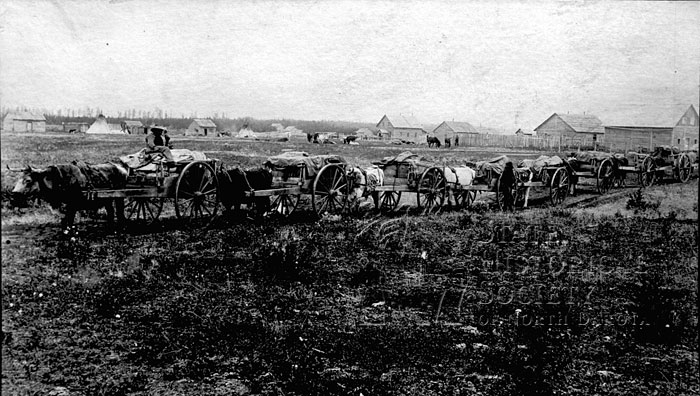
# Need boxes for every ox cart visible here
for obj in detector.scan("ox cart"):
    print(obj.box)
[451,155,570,211]
[85,149,221,225]
[563,151,618,195]
[615,147,698,187]
[243,152,351,217]
[371,152,448,213]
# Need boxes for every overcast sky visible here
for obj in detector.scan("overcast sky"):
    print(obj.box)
[1,0,698,130]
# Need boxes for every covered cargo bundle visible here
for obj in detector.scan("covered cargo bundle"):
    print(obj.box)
[373,151,437,185]
[517,155,564,181]
[264,151,347,178]
[472,155,511,184]
[650,146,682,167]
[119,149,207,172]
[566,151,625,171]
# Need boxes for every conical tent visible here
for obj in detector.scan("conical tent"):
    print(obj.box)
[87,115,126,134]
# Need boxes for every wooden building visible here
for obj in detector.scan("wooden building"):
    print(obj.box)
[534,113,604,139]
[63,122,89,133]
[604,105,699,152]
[2,112,46,133]
[376,114,426,143]
[431,121,480,146]
[186,119,217,136]
[121,120,145,134]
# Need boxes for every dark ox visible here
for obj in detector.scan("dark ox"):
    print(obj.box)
[218,167,273,214]
[343,135,358,144]
[10,162,128,228]
[426,135,441,148]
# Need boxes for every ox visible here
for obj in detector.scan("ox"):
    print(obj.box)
[426,136,441,148]
[347,166,384,211]
[343,135,358,144]
[218,167,273,215]
[443,165,476,207]
[9,162,128,228]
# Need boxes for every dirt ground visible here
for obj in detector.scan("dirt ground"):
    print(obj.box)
[2,133,698,395]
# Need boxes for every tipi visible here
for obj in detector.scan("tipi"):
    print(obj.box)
[86,114,126,134]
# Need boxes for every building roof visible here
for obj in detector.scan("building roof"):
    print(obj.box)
[4,111,46,121]
[191,118,217,128]
[355,127,376,135]
[535,113,604,134]
[604,104,698,128]
[380,114,423,129]
[438,121,479,133]
[515,128,535,136]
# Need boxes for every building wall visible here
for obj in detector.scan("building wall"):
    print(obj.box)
[391,128,426,143]
[432,123,456,141]
[186,122,216,136]
[3,119,46,132]
[377,116,393,133]
[535,115,577,138]
[671,108,699,149]
[603,127,673,152]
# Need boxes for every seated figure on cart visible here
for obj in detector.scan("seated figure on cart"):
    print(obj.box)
[145,126,174,161]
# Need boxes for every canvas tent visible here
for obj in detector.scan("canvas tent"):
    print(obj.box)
[86,115,127,135]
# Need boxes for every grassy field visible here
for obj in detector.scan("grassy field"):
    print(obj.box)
[1,133,698,395]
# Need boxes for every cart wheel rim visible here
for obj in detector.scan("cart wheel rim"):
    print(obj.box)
[125,197,163,225]
[175,161,219,221]
[417,168,446,213]
[270,194,300,217]
[312,164,348,216]
[549,168,569,206]
[380,191,401,210]
[597,159,614,194]
[678,154,691,183]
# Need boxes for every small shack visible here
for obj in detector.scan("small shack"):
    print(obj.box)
[186,119,217,136]
[2,112,47,133]
[121,120,145,134]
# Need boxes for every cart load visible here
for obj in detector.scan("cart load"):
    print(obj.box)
[373,151,436,185]
[119,149,207,172]
[256,151,351,217]
[517,155,564,182]
[472,155,511,184]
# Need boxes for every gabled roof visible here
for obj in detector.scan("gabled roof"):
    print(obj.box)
[4,111,46,121]
[535,113,604,134]
[379,114,423,129]
[604,104,698,128]
[192,118,217,128]
[437,121,478,133]
[515,128,535,136]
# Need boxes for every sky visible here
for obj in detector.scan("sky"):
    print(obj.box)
[1,0,699,131]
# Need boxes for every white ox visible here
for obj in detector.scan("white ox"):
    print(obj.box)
[443,166,476,206]
[347,166,384,211]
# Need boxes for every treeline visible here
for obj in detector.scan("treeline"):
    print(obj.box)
[3,106,375,135]
[43,115,375,135]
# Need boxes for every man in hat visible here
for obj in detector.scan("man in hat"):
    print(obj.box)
[145,127,174,161]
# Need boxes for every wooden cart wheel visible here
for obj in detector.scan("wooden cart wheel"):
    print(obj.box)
[416,167,446,213]
[380,191,401,211]
[639,156,657,187]
[453,190,476,209]
[549,167,569,206]
[269,193,300,217]
[174,161,219,221]
[596,158,615,194]
[124,197,164,225]
[496,170,518,211]
[312,164,349,217]
[676,153,692,183]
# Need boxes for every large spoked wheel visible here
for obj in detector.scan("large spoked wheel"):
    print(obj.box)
[124,197,164,225]
[416,167,446,213]
[380,191,401,211]
[269,193,300,217]
[454,190,476,209]
[496,170,518,212]
[639,156,657,187]
[312,164,349,217]
[596,159,615,194]
[174,161,219,221]
[549,167,570,206]
[676,154,692,183]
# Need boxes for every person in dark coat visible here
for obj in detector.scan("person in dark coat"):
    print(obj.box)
[499,162,516,212]
[145,127,173,161]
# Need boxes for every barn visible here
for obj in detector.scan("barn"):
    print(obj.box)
[2,112,46,133]
[604,105,699,152]
[432,121,479,145]
[534,113,604,139]
[186,119,217,136]
[376,114,426,143]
